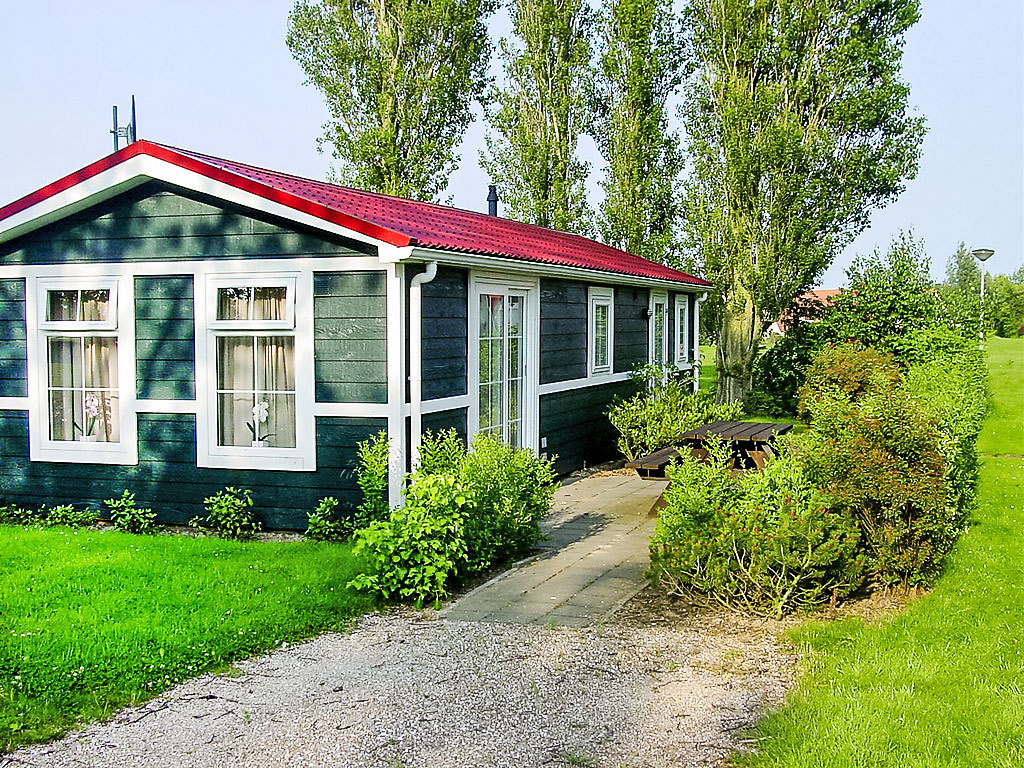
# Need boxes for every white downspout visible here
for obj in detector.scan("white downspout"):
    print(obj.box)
[694,291,708,392]
[409,261,438,470]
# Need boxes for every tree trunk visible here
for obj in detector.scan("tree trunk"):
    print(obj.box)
[715,283,760,404]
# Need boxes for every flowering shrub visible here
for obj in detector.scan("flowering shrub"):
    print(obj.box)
[650,442,864,617]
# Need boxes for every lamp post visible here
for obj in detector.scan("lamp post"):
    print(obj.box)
[971,248,994,349]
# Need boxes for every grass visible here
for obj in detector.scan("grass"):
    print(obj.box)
[738,337,1024,768]
[0,529,373,750]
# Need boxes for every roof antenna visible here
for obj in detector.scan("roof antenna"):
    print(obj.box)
[110,95,138,151]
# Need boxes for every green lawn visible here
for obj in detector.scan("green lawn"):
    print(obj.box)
[0,529,373,750]
[739,337,1024,768]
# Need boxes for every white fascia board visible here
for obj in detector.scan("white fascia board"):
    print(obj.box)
[0,156,402,254]
[407,246,712,293]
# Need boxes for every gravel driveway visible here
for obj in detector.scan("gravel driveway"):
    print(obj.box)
[9,594,795,768]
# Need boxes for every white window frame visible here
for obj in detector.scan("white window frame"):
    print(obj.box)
[649,290,668,367]
[588,287,614,376]
[27,274,138,465]
[196,271,316,471]
[467,272,540,453]
[675,294,690,365]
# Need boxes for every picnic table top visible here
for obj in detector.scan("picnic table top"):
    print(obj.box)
[678,420,793,442]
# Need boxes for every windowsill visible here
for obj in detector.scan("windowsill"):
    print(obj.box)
[31,440,138,466]
[197,446,316,472]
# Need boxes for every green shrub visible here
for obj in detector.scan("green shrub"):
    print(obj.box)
[608,378,742,461]
[650,442,864,618]
[190,487,261,539]
[0,505,39,525]
[42,504,95,528]
[104,490,157,534]
[417,429,466,475]
[459,433,557,575]
[355,431,390,528]
[800,382,957,588]
[305,497,350,542]
[797,344,902,420]
[348,473,469,606]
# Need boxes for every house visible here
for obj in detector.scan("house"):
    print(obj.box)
[0,141,711,529]
[763,289,840,337]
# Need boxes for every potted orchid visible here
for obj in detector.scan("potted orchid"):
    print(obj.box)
[247,400,274,447]
[76,393,102,442]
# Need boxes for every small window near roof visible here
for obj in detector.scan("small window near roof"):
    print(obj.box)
[589,287,614,375]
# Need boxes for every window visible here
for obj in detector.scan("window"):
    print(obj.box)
[39,282,120,443]
[29,276,135,465]
[208,280,296,450]
[588,287,614,375]
[650,291,668,366]
[675,295,690,364]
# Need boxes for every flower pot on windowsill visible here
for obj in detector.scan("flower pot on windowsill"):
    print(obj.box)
[78,434,98,443]
[251,439,269,448]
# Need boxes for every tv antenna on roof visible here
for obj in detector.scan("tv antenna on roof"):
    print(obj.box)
[110,96,138,151]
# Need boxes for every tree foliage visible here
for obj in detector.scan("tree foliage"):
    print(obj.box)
[287,0,495,201]
[679,0,926,403]
[592,0,685,263]
[482,0,594,232]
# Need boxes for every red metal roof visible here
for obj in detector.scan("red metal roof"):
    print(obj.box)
[0,141,710,286]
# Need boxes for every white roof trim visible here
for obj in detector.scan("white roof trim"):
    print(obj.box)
[0,155,400,252]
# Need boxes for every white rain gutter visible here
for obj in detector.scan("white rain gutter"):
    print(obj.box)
[694,291,709,392]
[408,261,438,469]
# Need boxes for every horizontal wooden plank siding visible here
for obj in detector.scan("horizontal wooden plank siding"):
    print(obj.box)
[0,182,370,264]
[422,408,468,444]
[0,279,27,397]
[405,266,468,401]
[135,275,195,400]
[313,271,388,404]
[614,286,649,373]
[540,278,587,384]
[0,411,385,530]
[539,379,637,476]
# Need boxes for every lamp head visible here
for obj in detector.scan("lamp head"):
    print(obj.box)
[971,248,995,263]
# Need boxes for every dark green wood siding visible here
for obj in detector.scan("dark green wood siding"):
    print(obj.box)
[0,411,384,530]
[0,280,27,398]
[135,276,195,400]
[422,408,468,443]
[540,278,587,384]
[412,266,468,401]
[540,380,637,475]
[314,271,387,403]
[614,286,649,373]
[0,182,371,264]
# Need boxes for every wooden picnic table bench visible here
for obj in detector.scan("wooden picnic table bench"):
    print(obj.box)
[626,420,794,479]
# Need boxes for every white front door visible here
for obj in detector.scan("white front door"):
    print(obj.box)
[471,280,536,450]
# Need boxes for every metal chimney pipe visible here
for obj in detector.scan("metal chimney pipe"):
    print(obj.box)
[487,184,499,216]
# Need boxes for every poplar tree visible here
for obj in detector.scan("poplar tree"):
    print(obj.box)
[482,0,594,232]
[680,0,926,403]
[287,0,495,201]
[592,0,684,264]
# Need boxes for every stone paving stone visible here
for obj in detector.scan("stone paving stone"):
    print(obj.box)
[442,474,668,625]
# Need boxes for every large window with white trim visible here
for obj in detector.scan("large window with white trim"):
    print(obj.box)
[675,295,690,365]
[40,282,120,443]
[588,287,614,375]
[649,291,668,366]
[209,281,297,449]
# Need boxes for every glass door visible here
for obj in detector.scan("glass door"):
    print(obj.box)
[478,290,526,448]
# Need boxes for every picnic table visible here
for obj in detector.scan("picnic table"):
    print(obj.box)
[626,420,793,479]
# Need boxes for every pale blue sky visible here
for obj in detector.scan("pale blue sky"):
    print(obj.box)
[1,0,1020,285]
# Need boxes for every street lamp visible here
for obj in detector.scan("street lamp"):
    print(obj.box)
[971,248,995,349]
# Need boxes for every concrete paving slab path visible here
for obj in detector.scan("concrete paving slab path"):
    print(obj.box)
[442,472,669,627]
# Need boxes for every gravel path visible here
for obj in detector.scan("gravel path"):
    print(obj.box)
[9,595,795,768]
